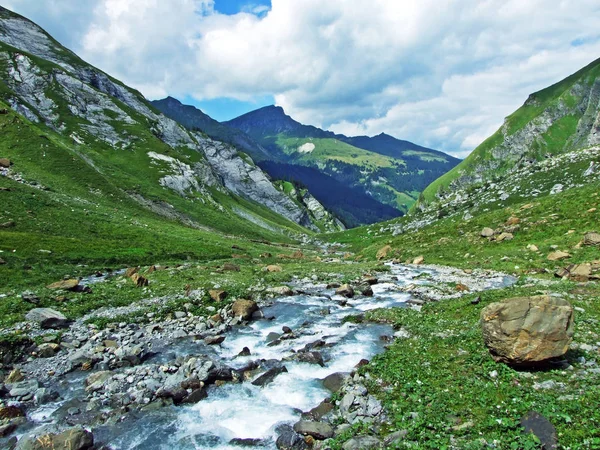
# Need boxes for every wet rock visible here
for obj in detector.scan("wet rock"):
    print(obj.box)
[276,424,309,450]
[282,326,293,334]
[5,368,24,383]
[481,227,495,237]
[251,366,288,386]
[232,299,259,320]
[15,425,94,450]
[326,282,341,289]
[358,284,374,297]
[237,347,251,357]
[376,245,392,260]
[304,400,333,421]
[266,332,281,343]
[209,289,228,302]
[37,343,60,358]
[25,308,69,329]
[294,351,324,367]
[182,387,208,404]
[342,436,382,449]
[547,251,571,261]
[335,284,354,298]
[293,420,334,440]
[229,438,265,447]
[46,279,79,291]
[322,372,346,393]
[204,335,225,345]
[520,411,558,450]
[481,295,574,365]
[583,232,600,246]
[0,422,17,437]
[21,291,40,305]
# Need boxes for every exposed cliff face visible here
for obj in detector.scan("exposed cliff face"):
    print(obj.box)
[0,6,317,232]
[422,57,600,202]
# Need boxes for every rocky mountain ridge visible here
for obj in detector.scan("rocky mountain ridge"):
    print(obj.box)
[0,6,338,234]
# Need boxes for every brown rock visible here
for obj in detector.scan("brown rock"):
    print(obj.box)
[46,279,79,290]
[547,251,571,261]
[209,289,228,302]
[266,264,282,273]
[505,216,520,226]
[5,368,24,383]
[0,158,11,168]
[231,299,259,320]
[376,245,392,260]
[125,267,139,278]
[131,273,148,287]
[21,426,94,450]
[496,232,514,242]
[412,255,424,265]
[291,251,304,259]
[0,405,25,420]
[223,263,240,272]
[455,283,469,292]
[480,295,574,365]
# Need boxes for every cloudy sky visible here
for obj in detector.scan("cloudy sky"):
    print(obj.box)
[4,0,600,157]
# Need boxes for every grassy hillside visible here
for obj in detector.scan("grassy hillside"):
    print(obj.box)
[422,57,600,203]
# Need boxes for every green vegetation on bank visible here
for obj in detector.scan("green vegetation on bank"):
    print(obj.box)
[330,282,600,448]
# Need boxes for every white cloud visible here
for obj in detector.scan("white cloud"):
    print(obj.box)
[4,0,600,156]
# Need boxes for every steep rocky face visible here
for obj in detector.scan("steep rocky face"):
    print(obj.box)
[422,57,600,202]
[0,7,315,231]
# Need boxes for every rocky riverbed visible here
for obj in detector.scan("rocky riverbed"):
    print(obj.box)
[0,264,515,449]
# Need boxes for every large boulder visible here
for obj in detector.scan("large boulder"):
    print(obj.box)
[46,279,79,291]
[25,308,69,329]
[15,426,94,450]
[231,299,259,320]
[335,284,354,298]
[480,295,574,365]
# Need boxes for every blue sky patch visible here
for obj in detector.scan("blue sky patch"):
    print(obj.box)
[214,0,271,16]
[183,95,275,121]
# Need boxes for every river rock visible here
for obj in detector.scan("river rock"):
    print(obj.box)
[267,286,294,296]
[46,279,79,291]
[85,371,112,392]
[583,232,600,246]
[520,411,558,450]
[15,425,94,450]
[363,276,378,285]
[481,227,495,237]
[293,420,334,440]
[25,308,69,329]
[204,335,225,345]
[276,425,309,450]
[251,366,288,386]
[342,436,382,449]
[480,295,574,364]
[232,299,259,320]
[304,400,334,421]
[322,372,346,393]
[336,284,354,298]
[5,368,24,383]
[295,351,324,367]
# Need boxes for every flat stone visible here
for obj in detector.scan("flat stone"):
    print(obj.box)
[46,279,79,290]
[521,411,558,450]
[322,372,346,393]
[252,366,288,387]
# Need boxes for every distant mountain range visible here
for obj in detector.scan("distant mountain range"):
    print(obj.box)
[153,100,460,227]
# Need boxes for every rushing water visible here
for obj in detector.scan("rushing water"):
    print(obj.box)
[29,265,515,449]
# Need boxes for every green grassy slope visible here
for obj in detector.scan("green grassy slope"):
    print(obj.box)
[422,57,600,202]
